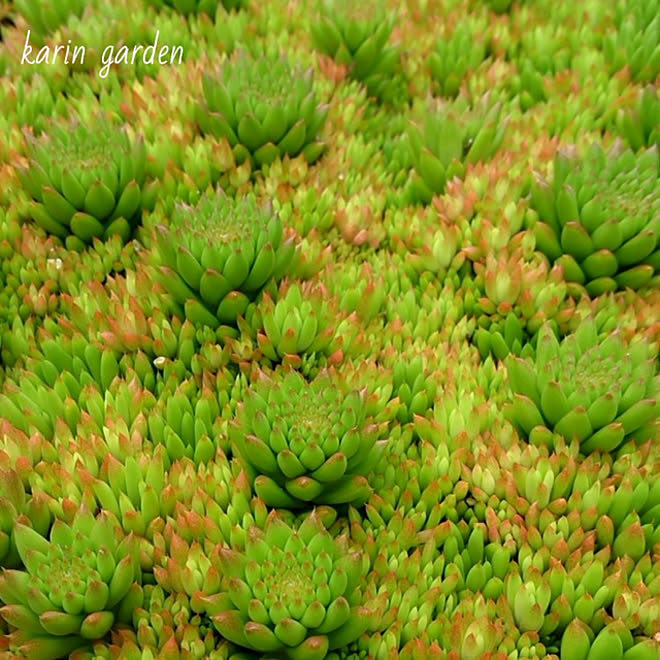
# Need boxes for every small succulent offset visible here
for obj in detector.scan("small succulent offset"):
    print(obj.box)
[407,99,506,203]
[17,119,147,251]
[148,0,245,15]
[211,511,370,659]
[0,509,142,660]
[198,53,328,168]
[231,369,385,508]
[506,320,659,453]
[531,142,659,295]
[155,190,296,328]
[429,16,489,98]
[310,0,401,102]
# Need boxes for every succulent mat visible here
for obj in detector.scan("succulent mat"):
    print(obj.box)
[0,0,659,658]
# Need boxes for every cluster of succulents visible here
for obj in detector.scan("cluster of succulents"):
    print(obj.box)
[0,0,659,658]
[310,0,402,102]
[15,0,86,41]
[406,98,507,202]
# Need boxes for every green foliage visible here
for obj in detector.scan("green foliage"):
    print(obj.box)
[15,0,86,40]
[407,98,506,202]
[310,0,403,102]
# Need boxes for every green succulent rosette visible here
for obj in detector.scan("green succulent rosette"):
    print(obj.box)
[531,142,660,295]
[231,369,385,508]
[17,119,147,250]
[310,0,401,101]
[506,320,659,453]
[148,0,244,15]
[211,511,370,659]
[198,53,328,168]
[15,0,86,41]
[155,189,297,328]
[0,509,142,660]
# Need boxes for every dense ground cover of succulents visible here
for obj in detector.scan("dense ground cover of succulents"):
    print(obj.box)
[0,0,659,658]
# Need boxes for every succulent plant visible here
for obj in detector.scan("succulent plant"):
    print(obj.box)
[0,509,142,660]
[198,53,328,168]
[154,190,296,328]
[530,142,660,295]
[251,281,339,365]
[231,369,385,508]
[210,511,370,659]
[616,85,659,152]
[407,98,506,203]
[310,0,402,102]
[17,119,148,250]
[148,0,244,15]
[506,320,659,453]
[429,14,489,98]
[15,0,86,41]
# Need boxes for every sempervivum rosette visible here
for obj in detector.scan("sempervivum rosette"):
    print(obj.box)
[211,511,370,659]
[531,142,660,294]
[17,118,147,250]
[154,189,296,328]
[0,509,142,660]
[198,52,328,168]
[506,320,659,453]
[231,369,385,508]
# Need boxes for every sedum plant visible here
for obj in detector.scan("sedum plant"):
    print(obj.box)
[530,142,660,295]
[211,511,370,659]
[148,0,245,16]
[154,190,296,328]
[17,119,147,251]
[506,320,658,453]
[0,509,142,660]
[310,0,401,102]
[198,53,328,168]
[231,369,385,508]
